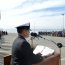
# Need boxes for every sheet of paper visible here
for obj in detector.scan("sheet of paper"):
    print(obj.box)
[41,47,54,56]
[33,45,45,54]
[33,45,54,56]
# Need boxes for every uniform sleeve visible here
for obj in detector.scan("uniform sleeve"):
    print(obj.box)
[21,41,43,64]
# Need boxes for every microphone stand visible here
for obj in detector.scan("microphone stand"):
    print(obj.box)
[30,36,37,49]
[41,36,65,65]
[30,36,34,48]
[30,35,41,50]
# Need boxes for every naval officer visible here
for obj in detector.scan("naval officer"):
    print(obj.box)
[10,23,43,65]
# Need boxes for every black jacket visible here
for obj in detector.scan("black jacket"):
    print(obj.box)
[11,35,43,65]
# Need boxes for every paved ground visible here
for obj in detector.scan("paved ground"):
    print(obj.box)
[0,33,65,65]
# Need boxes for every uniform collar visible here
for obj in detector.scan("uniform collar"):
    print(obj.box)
[18,34,26,40]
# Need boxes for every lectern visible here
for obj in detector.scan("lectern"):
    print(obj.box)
[4,52,60,65]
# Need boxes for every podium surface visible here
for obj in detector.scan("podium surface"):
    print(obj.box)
[4,52,60,65]
[32,52,60,65]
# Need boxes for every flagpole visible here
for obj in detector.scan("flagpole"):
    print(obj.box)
[62,14,64,32]
[0,11,1,20]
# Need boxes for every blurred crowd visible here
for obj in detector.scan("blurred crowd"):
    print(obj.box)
[38,31,65,37]
[0,30,8,39]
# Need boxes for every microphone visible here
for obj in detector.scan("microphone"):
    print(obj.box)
[30,32,42,38]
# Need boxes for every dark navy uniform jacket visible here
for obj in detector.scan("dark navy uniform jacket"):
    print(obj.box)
[11,35,43,65]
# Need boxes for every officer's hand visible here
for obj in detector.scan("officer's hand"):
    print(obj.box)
[36,53,42,56]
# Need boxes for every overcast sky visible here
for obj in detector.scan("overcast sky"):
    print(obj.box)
[0,0,65,32]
